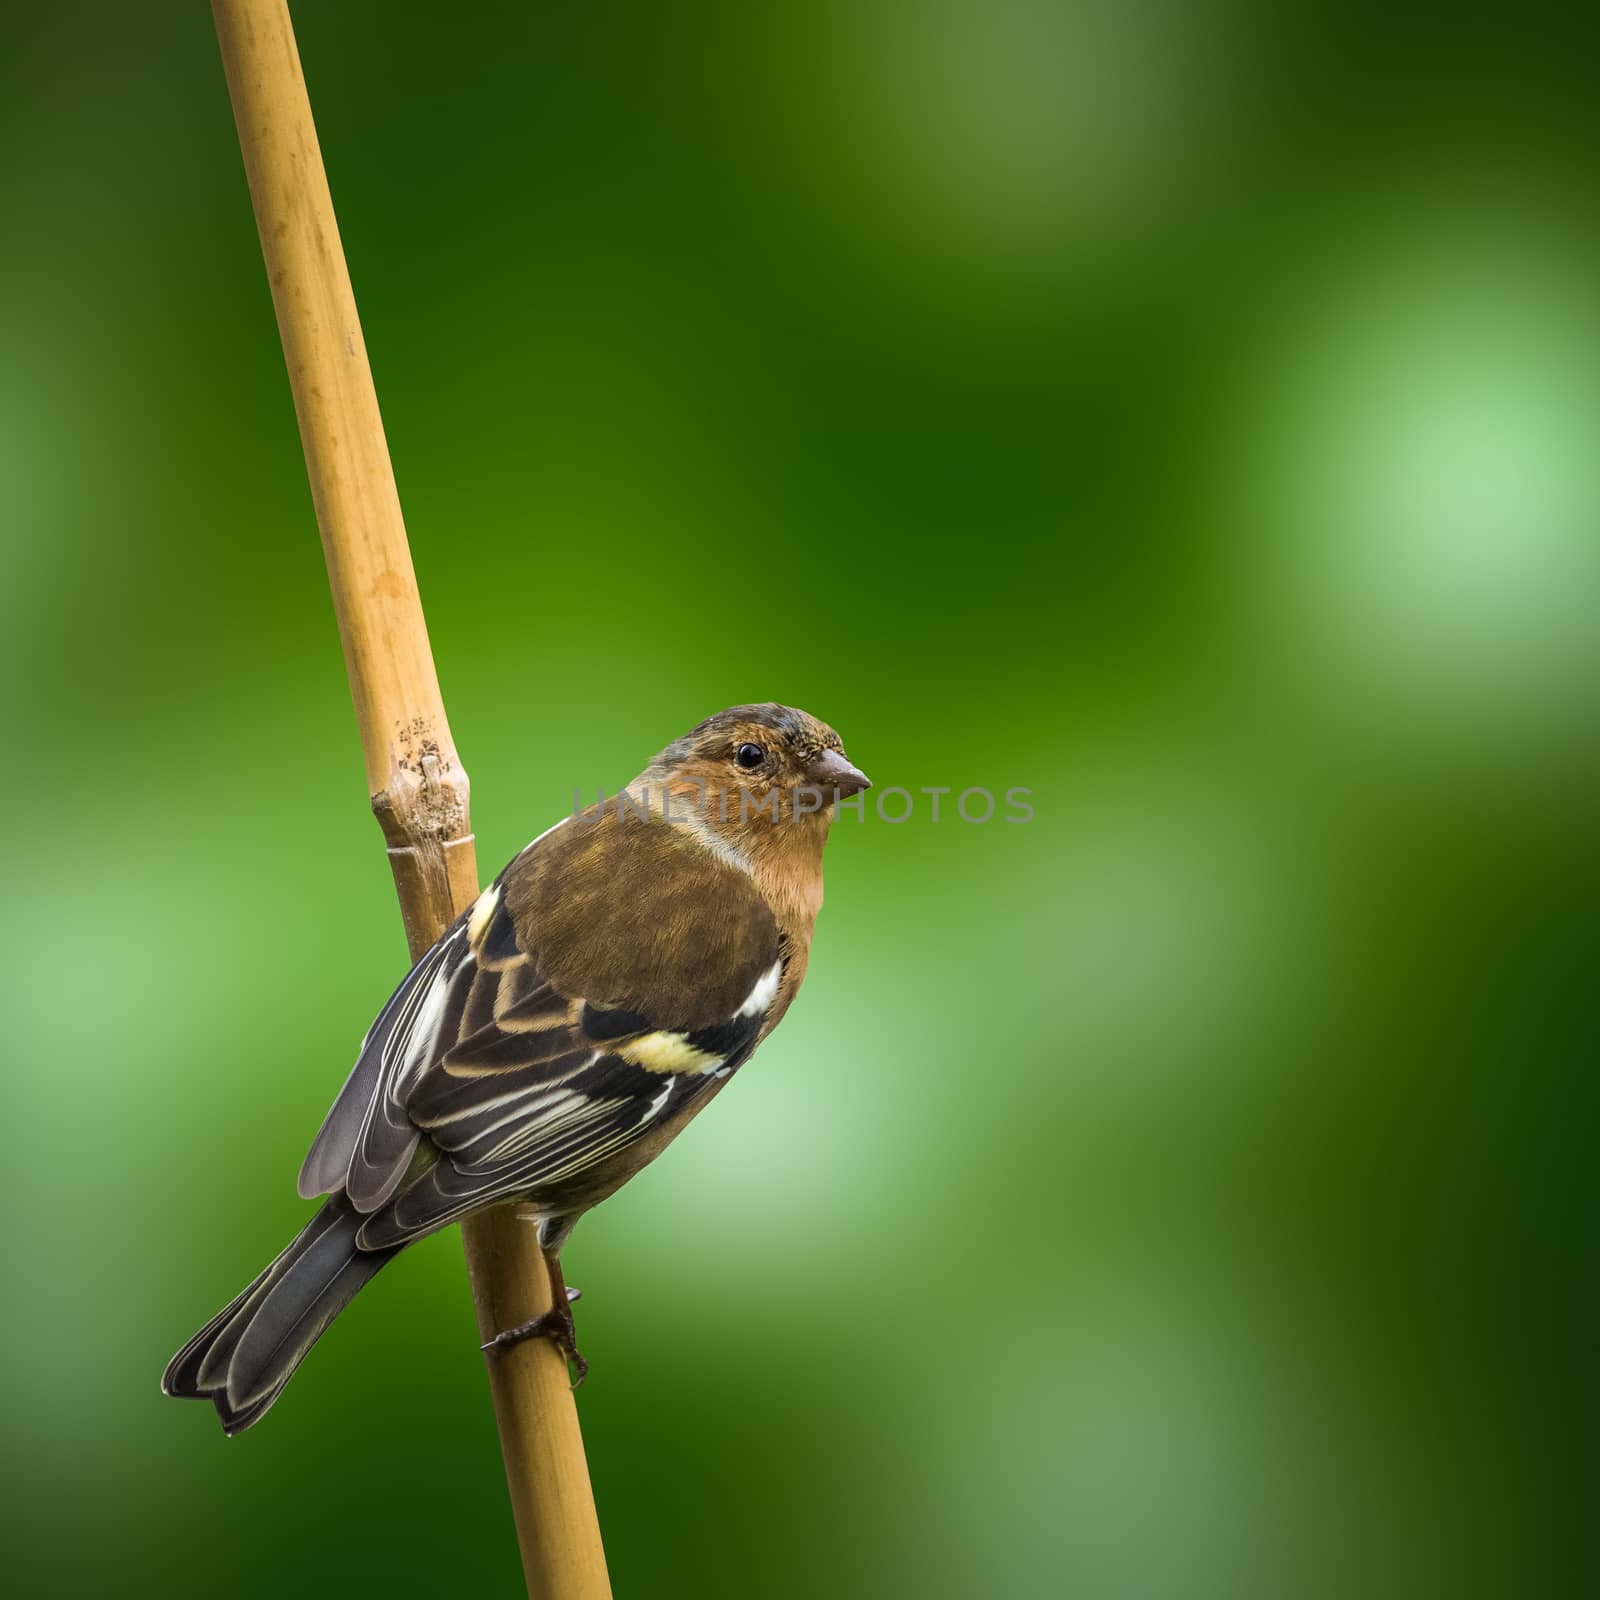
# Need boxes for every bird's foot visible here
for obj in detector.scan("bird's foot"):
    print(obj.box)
[481,1286,589,1386]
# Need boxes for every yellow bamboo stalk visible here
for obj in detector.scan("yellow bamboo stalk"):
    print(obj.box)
[209,5,611,1594]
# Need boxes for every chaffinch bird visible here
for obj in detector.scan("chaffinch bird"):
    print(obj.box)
[162,704,868,1433]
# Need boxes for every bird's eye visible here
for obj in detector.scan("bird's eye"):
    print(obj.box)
[735,742,766,770]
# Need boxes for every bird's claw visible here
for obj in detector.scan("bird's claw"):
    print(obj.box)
[481,1286,589,1386]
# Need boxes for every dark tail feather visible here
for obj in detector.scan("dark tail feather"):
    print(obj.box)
[162,1196,398,1434]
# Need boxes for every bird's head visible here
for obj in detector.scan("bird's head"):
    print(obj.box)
[641,703,869,856]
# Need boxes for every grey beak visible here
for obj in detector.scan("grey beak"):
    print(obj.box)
[808,749,871,799]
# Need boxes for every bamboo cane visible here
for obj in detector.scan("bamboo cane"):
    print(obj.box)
[209,5,611,1594]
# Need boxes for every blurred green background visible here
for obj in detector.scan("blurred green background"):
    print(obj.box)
[2,4,1595,1596]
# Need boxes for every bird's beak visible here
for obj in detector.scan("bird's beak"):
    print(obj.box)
[808,749,871,799]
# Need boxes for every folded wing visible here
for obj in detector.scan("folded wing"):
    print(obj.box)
[297,813,782,1249]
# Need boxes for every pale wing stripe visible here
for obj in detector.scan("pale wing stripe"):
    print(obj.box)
[453,1091,593,1162]
[454,1099,624,1178]
[533,1126,649,1187]
[512,1077,713,1186]
[373,1119,621,1238]
[480,1099,624,1165]
[370,1097,656,1243]
[410,1081,560,1130]
[736,960,783,1018]
[351,931,457,1169]
[376,930,456,1103]
[395,949,457,1093]
[643,1076,675,1122]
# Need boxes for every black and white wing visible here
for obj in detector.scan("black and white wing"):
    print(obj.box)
[298,830,782,1251]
